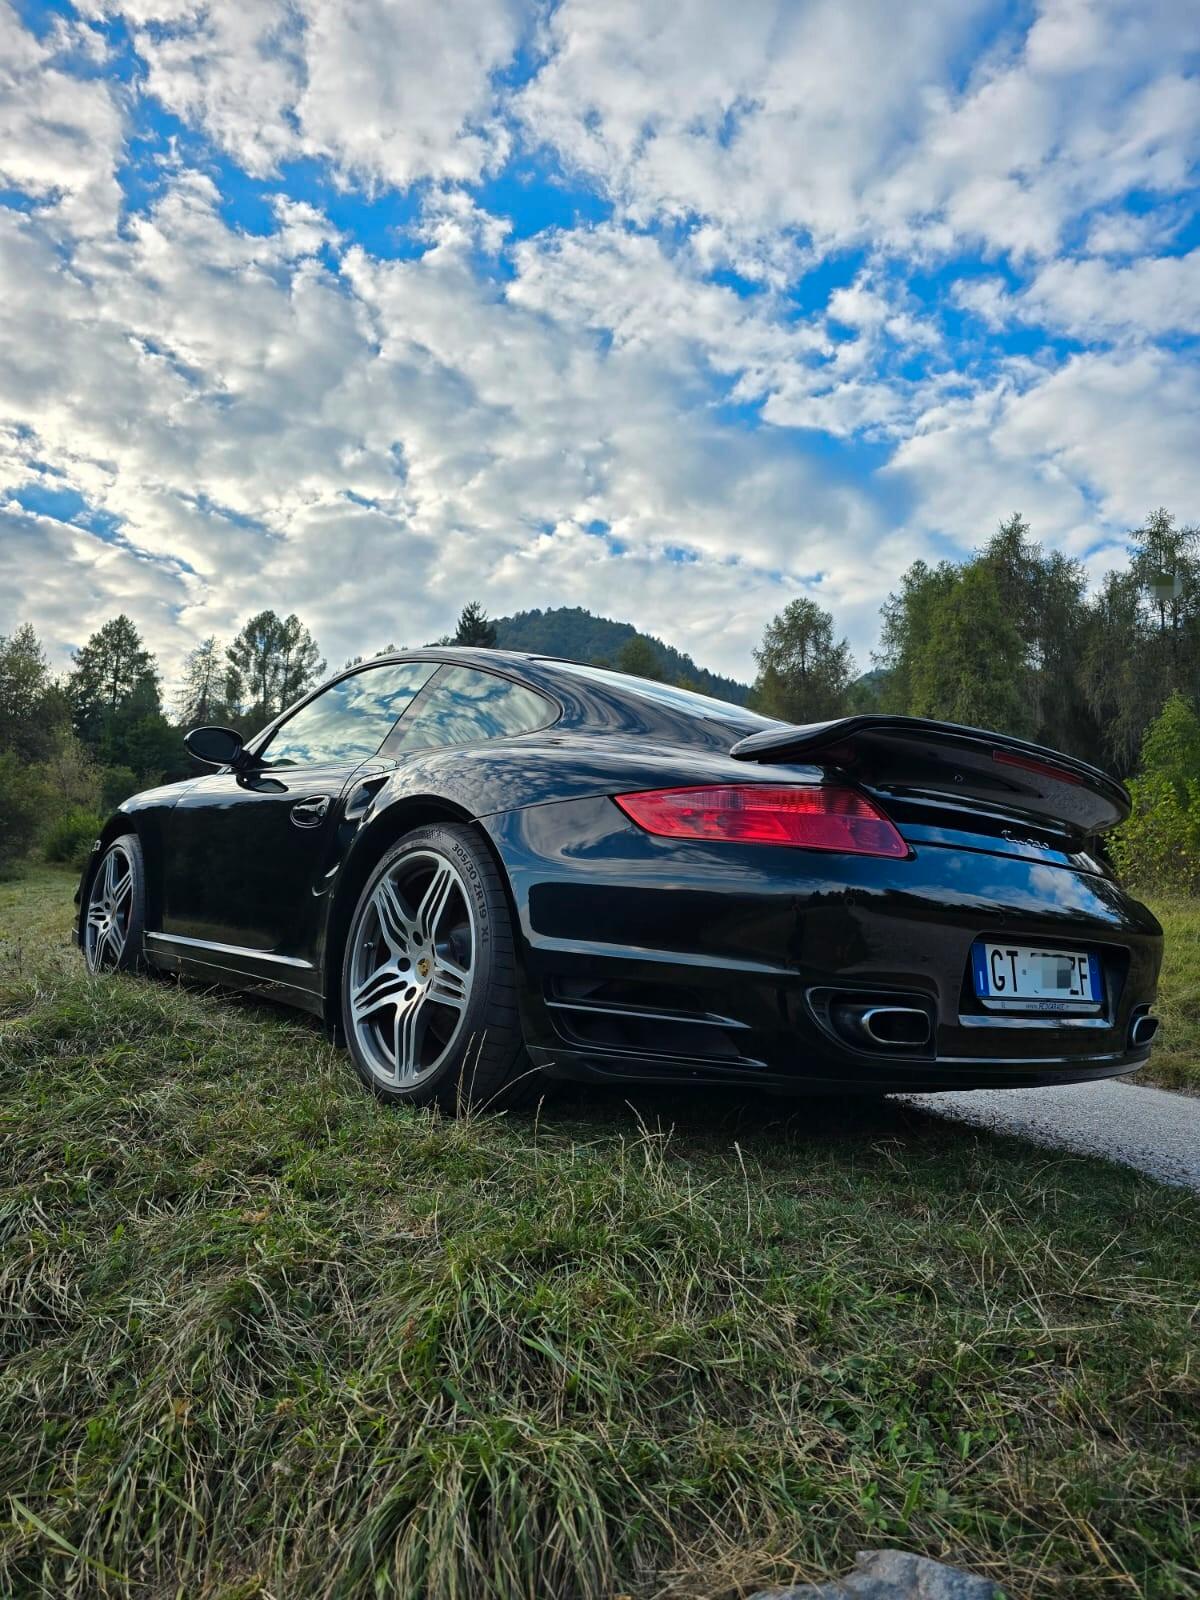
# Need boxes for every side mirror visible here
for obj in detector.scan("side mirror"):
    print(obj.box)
[185,725,247,769]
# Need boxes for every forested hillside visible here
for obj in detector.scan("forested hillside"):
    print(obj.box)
[491,607,751,703]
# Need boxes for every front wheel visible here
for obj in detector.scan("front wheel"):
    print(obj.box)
[340,823,532,1110]
[83,835,146,974]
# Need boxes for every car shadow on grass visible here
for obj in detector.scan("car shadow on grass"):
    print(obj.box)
[526,1077,957,1144]
[171,974,999,1160]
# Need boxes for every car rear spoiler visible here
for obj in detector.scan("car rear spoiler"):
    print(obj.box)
[729,714,1131,834]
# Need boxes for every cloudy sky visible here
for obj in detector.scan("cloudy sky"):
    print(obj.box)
[1,0,1197,687]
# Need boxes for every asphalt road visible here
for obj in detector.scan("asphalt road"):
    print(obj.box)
[911,1079,1200,1192]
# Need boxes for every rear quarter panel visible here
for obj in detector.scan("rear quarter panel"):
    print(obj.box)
[481,790,1162,1074]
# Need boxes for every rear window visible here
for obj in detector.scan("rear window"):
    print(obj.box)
[390,666,557,751]
[546,659,770,729]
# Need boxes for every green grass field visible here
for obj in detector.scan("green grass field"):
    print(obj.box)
[2,867,1198,1599]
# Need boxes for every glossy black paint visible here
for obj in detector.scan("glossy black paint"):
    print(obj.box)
[76,647,1163,1093]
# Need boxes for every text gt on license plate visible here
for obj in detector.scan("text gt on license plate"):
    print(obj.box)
[972,942,1103,1009]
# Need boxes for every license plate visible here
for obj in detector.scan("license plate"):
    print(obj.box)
[971,942,1102,1010]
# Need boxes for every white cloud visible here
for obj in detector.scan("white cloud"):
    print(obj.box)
[997,349,1200,527]
[952,250,1200,341]
[518,0,989,249]
[519,0,1200,264]
[1019,251,1200,339]
[0,3,125,233]
[506,224,829,389]
[877,15,1200,261]
[0,159,892,681]
[1085,206,1185,258]
[0,0,1198,697]
[0,503,197,669]
[887,347,1200,546]
[951,276,1013,329]
[95,0,527,189]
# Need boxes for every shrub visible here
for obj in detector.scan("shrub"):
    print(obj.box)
[1110,692,1200,893]
[43,808,104,871]
[0,752,50,877]
[100,764,139,813]
[1111,773,1200,893]
[39,733,101,814]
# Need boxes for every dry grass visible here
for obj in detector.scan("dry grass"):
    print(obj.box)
[1,867,1198,1599]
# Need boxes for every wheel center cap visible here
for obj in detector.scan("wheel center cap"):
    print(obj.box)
[416,955,432,979]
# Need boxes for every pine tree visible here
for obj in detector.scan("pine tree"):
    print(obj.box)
[227,612,282,724]
[978,513,1093,754]
[453,602,497,648]
[68,615,161,753]
[1083,509,1200,770]
[177,636,230,726]
[909,563,1032,735]
[750,598,853,723]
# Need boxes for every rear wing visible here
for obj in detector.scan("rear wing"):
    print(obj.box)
[729,714,1130,835]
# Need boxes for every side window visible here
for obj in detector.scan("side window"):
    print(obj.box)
[259,661,437,768]
[390,666,556,752]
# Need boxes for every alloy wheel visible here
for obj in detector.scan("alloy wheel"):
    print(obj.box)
[348,849,475,1087]
[85,841,135,972]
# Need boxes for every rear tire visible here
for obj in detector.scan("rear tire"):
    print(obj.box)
[340,823,535,1110]
[83,835,146,975]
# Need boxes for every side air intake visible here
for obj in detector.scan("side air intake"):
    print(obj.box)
[545,978,766,1068]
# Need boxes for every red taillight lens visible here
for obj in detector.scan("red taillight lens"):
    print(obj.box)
[993,748,1083,786]
[612,785,908,857]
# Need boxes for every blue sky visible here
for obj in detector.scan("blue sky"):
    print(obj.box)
[0,0,1197,683]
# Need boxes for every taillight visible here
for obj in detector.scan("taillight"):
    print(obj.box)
[993,748,1084,786]
[612,785,908,857]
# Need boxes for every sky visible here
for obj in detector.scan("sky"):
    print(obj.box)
[0,0,1198,690]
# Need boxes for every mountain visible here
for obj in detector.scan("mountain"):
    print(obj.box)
[849,667,887,708]
[490,606,751,704]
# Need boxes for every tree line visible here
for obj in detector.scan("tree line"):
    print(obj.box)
[0,602,507,873]
[745,507,1200,889]
[1,510,1197,886]
[749,508,1200,780]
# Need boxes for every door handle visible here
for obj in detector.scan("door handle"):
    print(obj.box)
[290,795,330,827]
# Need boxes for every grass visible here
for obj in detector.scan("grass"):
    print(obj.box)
[1141,897,1200,1093]
[1,866,1198,1600]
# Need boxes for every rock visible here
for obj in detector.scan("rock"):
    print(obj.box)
[748,1548,1003,1599]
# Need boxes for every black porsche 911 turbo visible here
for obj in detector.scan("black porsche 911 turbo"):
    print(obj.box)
[75,647,1162,1108]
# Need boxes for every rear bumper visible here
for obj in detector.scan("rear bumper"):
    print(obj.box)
[482,796,1163,1094]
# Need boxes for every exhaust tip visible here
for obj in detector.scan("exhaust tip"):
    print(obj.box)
[1129,1012,1159,1048]
[862,1006,933,1048]
[828,997,934,1053]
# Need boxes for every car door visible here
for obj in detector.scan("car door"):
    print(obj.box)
[158,660,437,970]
